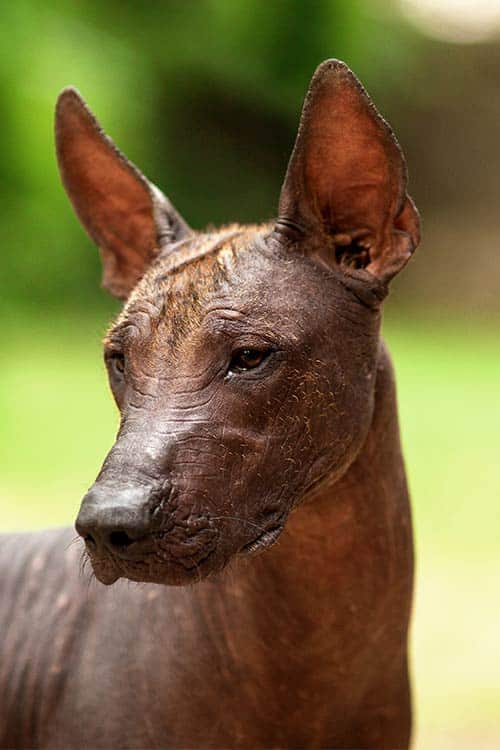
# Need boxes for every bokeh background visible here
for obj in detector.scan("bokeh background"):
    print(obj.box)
[1,1,499,747]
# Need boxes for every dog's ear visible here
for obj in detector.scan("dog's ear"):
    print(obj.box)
[277,60,420,283]
[55,88,191,299]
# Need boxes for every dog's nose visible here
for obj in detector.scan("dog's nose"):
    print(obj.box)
[75,484,154,556]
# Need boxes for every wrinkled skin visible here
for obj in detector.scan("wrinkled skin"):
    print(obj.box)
[84,230,385,586]
[0,60,420,749]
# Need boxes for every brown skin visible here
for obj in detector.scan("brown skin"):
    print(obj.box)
[0,60,419,748]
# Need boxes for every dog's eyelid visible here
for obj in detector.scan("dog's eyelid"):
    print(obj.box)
[104,347,124,360]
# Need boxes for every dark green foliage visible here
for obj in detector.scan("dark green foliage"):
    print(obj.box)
[0,0,418,312]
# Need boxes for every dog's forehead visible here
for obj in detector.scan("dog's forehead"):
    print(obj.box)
[111,223,283,333]
[156,224,256,276]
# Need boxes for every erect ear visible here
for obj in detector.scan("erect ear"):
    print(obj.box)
[55,88,191,299]
[277,60,420,283]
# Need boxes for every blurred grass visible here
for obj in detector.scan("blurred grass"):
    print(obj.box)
[1,309,499,746]
[0,309,117,529]
[384,313,500,747]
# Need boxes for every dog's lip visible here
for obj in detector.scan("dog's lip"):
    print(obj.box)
[239,524,284,555]
[87,539,219,585]
[95,565,121,586]
[87,555,121,586]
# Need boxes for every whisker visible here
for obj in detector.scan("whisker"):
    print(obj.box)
[78,550,96,591]
[65,535,81,552]
[211,515,268,534]
[193,559,202,585]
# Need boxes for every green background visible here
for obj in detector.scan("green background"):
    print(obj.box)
[1,2,499,747]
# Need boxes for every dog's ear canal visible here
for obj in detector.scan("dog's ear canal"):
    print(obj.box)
[276,60,420,283]
[55,88,191,299]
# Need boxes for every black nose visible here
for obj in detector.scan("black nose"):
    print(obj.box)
[75,484,155,556]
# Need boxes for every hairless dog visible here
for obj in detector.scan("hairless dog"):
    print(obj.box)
[0,60,420,749]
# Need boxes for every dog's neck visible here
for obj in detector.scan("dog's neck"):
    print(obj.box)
[184,340,413,748]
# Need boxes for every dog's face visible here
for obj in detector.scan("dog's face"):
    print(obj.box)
[57,61,419,585]
[90,228,383,585]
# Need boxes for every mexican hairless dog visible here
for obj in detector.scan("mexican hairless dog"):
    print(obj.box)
[0,60,420,749]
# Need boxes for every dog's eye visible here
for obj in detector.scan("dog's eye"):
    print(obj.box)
[109,352,125,376]
[229,348,271,373]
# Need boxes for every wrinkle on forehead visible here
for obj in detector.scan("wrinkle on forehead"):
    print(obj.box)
[107,223,270,350]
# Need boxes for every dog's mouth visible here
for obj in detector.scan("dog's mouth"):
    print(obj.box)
[87,543,220,586]
[84,518,285,586]
[84,524,220,586]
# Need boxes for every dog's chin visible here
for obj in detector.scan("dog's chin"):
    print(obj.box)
[88,548,224,587]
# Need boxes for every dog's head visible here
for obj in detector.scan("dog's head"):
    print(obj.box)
[57,61,419,585]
